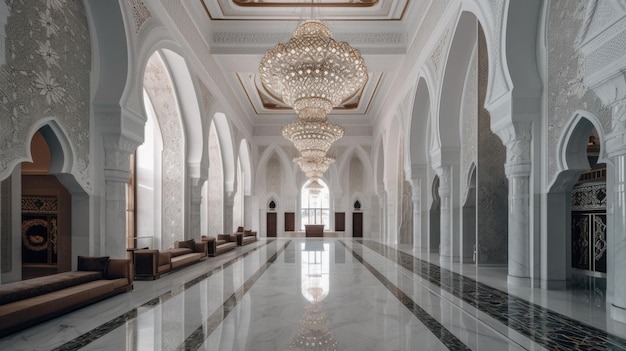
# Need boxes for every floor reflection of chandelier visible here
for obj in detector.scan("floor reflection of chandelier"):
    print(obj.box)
[259,19,367,179]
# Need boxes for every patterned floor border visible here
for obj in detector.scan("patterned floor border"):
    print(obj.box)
[357,239,626,351]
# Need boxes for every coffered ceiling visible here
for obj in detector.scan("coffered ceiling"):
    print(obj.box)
[182,0,430,129]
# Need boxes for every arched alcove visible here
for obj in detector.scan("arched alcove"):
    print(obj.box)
[544,112,608,289]
[20,131,70,278]
[300,179,330,231]
[135,89,164,249]
[12,121,90,281]
[206,120,224,236]
[429,176,441,253]
[142,50,186,250]
[462,164,477,263]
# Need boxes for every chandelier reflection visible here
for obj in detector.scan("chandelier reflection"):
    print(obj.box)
[259,20,367,179]
[291,241,336,350]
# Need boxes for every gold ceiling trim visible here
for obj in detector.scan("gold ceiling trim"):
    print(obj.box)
[237,72,382,114]
[233,0,378,8]
[200,0,408,21]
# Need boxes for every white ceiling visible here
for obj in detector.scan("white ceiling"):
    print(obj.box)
[181,0,431,129]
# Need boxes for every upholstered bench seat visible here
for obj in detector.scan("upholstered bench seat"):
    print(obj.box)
[203,235,237,256]
[234,228,257,246]
[0,271,102,305]
[0,256,132,337]
[134,239,207,279]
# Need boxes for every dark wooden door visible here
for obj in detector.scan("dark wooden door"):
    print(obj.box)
[285,212,295,231]
[352,212,363,237]
[335,212,345,231]
[267,212,277,237]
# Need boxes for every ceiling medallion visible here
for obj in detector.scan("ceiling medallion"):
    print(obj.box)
[259,19,367,180]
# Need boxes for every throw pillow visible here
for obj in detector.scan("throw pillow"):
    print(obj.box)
[177,239,195,249]
[77,256,109,272]
[105,259,126,279]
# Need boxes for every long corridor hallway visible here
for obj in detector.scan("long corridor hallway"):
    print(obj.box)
[2,238,625,350]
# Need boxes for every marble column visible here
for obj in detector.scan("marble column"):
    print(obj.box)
[103,145,132,258]
[436,166,452,260]
[607,101,626,323]
[378,191,387,243]
[501,123,532,285]
[224,191,235,234]
[409,165,427,251]
[410,178,422,251]
[189,181,204,240]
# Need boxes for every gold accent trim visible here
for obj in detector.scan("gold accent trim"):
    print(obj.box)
[233,0,378,8]
[22,218,49,252]
[200,0,408,21]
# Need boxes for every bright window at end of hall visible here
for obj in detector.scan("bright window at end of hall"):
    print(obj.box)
[300,179,330,230]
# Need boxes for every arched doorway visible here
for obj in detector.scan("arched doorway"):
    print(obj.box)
[547,114,607,289]
[429,176,441,253]
[267,199,277,238]
[300,179,330,231]
[21,130,71,279]
[462,165,477,263]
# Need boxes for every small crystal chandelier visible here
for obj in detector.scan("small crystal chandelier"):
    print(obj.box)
[259,20,367,180]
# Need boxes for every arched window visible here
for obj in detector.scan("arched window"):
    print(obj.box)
[300,179,330,230]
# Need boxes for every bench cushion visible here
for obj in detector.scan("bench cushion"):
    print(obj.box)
[0,278,127,332]
[77,256,109,273]
[164,248,192,258]
[0,271,103,305]
[171,253,204,269]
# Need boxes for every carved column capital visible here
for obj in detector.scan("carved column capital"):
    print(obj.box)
[224,191,236,207]
[494,121,532,177]
[434,165,451,195]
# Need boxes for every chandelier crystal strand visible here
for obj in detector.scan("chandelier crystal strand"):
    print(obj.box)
[259,20,367,179]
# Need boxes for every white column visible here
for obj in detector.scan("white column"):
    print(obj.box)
[378,191,387,242]
[224,191,235,234]
[436,165,452,261]
[501,124,532,286]
[607,102,626,322]
[411,178,421,251]
[409,165,428,252]
[103,145,132,258]
[189,182,203,240]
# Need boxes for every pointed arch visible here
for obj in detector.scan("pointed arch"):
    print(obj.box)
[159,49,204,173]
[552,111,607,192]
[238,139,253,196]
[206,120,224,235]
[437,12,477,152]
[21,121,91,273]
[408,76,432,170]
[543,110,608,288]
[254,144,297,195]
[336,144,374,193]
[142,50,186,249]
[212,113,236,194]
[25,120,75,187]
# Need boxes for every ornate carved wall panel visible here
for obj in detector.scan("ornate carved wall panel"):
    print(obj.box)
[349,156,363,195]
[476,27,508,265]
[144,54,185,249]
[0,1,91,189]
[547,1,611,182]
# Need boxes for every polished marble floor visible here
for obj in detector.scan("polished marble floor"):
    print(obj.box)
[1,238,626,350]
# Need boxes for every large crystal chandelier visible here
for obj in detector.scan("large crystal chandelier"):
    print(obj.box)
[259,20,367,179]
